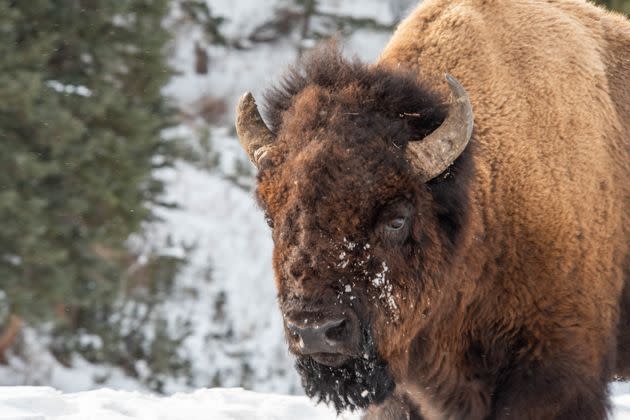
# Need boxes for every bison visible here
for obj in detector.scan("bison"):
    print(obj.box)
[235,0,630,418]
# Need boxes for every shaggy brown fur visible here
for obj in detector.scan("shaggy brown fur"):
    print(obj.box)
[246,0,630,419]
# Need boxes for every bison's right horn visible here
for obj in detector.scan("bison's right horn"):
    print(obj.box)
[406,74,474,182]
[236,92,275,167]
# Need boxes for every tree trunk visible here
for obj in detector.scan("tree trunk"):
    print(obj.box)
[0,315,22,363]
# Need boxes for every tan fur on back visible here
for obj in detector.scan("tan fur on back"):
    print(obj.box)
[377,0,630,417]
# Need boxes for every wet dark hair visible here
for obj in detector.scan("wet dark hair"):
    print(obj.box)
[264,42,446,139]
[294,328,395,413]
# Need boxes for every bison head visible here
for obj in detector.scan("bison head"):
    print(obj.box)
[235,48,474,412]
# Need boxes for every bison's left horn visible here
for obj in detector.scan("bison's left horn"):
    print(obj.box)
[236,92,275,167]
[406,74,474,182]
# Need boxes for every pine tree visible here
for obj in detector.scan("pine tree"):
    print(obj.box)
[595,0,630,14]
[0,0,173,335]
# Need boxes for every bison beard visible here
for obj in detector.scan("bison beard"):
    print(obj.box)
[294,329,395,413]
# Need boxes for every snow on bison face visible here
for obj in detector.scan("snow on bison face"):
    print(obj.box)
[235,49,473,412]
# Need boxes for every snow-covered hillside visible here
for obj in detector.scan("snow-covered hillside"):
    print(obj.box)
[142,161,298,393]
[167,0,402,121]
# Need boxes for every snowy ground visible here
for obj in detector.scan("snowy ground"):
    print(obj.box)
[3,386,630,420]
[0,387,359,420]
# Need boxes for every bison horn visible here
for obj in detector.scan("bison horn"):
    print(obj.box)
[235,92,275,167]
[406,74,474,182]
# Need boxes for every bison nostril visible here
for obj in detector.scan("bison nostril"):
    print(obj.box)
[286,316,356,357]
[287,322,300,337]
[324,320,348,343]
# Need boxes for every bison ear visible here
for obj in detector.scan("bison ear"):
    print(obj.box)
[235,92,276,168]
[406,74,474,182]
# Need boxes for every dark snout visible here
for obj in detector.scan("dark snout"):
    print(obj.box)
[285,311,361,367]
[287,318,348,354]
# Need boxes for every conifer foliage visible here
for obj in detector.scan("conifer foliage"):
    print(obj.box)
[596,0,630,14]
[0,0,175,359]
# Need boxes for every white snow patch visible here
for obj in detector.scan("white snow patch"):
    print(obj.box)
[0,387,361,420]
[2,386,630,419]
[45,81,92,97]
[370,262,399,321]
[343,238,357,251]
[137,161,300,393]
[0,328,145,393]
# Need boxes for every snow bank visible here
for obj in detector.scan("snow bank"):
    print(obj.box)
[0,387,359,420]
[142,161,300,393]
[167,0,392,127]
[2,386,630,420]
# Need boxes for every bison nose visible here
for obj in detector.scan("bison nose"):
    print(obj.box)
[287,317,356,356]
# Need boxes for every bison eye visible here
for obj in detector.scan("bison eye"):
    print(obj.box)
[386,217,406,232]
[382,215,410,242]
[264,213,274,229]
[378,199,414,243]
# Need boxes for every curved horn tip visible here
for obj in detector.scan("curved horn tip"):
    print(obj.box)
[444,73,467,97]
[235,90,276,167]
[237,91,255,109]
[447,74,474,138]
[406,72,474,181]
